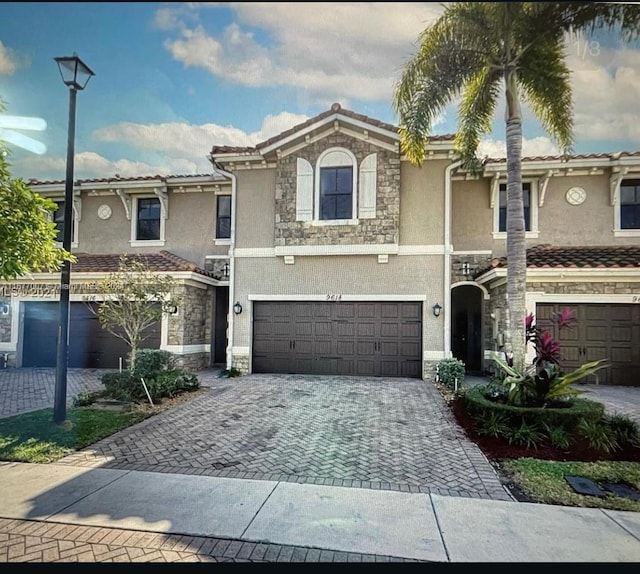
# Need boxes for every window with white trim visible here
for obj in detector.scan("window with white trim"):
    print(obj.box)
[620,179,640,229]
[216,195,231,239]
[295,147,377,224]
[493,181,539,238]
[52,201,78,247]
[131,196,165,246]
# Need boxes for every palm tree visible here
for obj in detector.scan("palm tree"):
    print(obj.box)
[393,2,640,372]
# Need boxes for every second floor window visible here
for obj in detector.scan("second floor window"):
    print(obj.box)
[320,166,353,220]
[136,198,161,241]
[621,180,640,229]
[216,195,231,239]
[53,202,76,244]
[499,183,531,232]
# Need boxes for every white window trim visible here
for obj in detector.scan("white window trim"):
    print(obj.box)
[314,147,358,223]
[50,201,79,249]
[130,195,166,247]
[492,180,539,239]
[613,178,640,237]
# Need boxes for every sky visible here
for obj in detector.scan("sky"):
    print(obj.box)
[1,2,639,182]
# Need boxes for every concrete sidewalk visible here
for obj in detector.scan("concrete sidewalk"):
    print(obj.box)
[1,462,639,562]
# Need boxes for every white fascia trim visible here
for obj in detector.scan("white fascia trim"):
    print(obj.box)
[274,244,399,257]
[248,294,428,302]
[231,346,250,356]
[527,292,640,305]
[161,344,211,354]
[84,179,166,192]
[234,248,276,258]
[452,250,493,255]
[476,267,640,285]
[398,245,446,255]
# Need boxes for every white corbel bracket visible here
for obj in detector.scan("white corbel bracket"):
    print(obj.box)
[538,170,554,207]
[114,188,131,220]
[489,173,501,208]
[72,191,82,222]
[610,167,629,206]
[153,186,169,219]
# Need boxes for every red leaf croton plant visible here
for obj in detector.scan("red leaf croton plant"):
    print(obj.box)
[493,308,607,407]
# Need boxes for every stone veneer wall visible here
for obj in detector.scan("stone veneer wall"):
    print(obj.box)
[527,281,638,295]
[274,132,400,246]
[232,353,250,375]
[451,254,493,285]
[167,283,214,371]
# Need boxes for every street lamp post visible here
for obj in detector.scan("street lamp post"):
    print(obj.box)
[53,54,94,424]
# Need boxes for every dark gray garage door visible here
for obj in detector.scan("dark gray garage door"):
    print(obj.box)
[22,301,161,369]
[253,301,422,378]
[536,303,640,386]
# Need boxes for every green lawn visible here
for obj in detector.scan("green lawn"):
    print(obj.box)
[0,407,150,463]
[500,458,640,512]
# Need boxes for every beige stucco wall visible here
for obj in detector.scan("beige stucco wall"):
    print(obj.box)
[399,159,449,246]
[75,191,226,266]
[231,254,445,353]
[539,174,635,245]
[234,168,277,249]
[451,179,493,251]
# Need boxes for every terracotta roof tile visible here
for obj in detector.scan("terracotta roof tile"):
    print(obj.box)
[70,251,215,278]
[28,173,220,186]
[210,102,455,157]
[481,245,640,275]
[484,151,640,164]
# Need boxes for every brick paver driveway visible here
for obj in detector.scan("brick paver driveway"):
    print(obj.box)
[55,373,512,501]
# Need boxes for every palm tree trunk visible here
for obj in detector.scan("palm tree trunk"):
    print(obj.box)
[504,69,527,373]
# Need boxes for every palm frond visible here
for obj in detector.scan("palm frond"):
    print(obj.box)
[455,67,502,169]
[517,38,574,154]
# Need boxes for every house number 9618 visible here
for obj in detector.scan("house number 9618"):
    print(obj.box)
[327,294,342,301]
[633,296,640,303]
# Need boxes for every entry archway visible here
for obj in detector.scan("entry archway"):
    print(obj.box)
[451,283,485,374]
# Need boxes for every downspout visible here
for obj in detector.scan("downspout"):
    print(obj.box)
[443,159,462,358]
[211,162,237,370]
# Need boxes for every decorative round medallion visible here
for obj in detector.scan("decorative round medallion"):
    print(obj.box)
[97,204,112,220]
[565,186,586,206]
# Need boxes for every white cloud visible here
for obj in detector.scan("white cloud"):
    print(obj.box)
[0,42,18,75]
[568,47,640,145]
[14,111,310,181]
[478,137,560,160]
[161,2,443,103]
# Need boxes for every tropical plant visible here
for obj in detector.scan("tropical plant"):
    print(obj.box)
[491,307,608,407]
[393,2,640,373]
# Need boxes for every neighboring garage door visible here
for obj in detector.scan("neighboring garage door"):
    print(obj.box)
[253,301,422,378]
[22,302,161,369]
[537,303,640,386]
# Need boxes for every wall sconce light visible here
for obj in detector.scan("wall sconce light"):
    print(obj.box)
[233,301,243,315]
[0,303,9,315]
[167,304,178,315]
[432,303,442,318]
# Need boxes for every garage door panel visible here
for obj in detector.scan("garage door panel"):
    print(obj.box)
[335,322,355,337]
[537,303,639,386]
[252,301,422,378]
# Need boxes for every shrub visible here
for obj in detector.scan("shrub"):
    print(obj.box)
[102,371,139,402]
[149,369,200,399]
[72,389,107,407]
[218,367,241,378]
[132,349,174,379]
[506,420,545,449]
[605,414,639,449]
[577,418,620,454]
[437,358,465,389]
[542,423,574,450]
[477,411,511,439]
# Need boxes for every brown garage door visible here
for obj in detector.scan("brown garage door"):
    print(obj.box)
[253,301,422,378]
[536,303,640,386]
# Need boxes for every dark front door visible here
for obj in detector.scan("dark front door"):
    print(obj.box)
[536,303,640,386]
[252,301,422,378]
[213,286,229,365]
[451,285,483,374]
